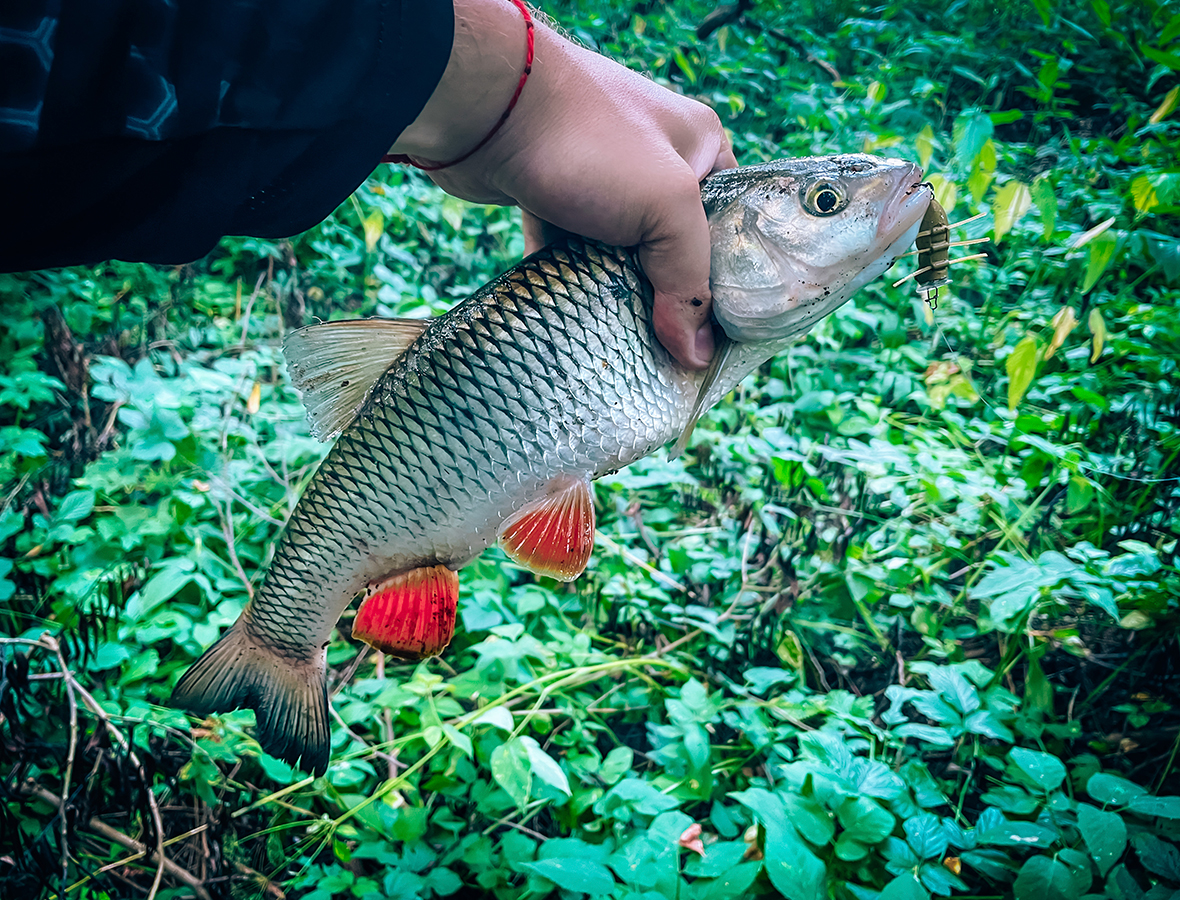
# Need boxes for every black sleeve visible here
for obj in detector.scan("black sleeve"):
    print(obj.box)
[0,0,454,273]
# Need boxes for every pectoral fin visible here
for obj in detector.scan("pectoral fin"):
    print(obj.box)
[353,565,459,659]
[499,476,596,582]
[670,333,733,459]
[284,318,430,440]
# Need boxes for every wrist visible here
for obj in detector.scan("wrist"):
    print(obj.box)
[390,0,532,164]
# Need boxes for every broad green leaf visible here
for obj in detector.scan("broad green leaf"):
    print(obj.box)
[1128,795,1180,819]
[1077,803,1126,875]
[1142,43,1180,70]
[1013,855,1079,900]
[1083,232,1118,293]
[521,858,615,894]
[904,813,949,860]
[1030,175,1057,239]
[916,124,935,170]
[1086,772,1147,806]
[1006,335,1039,410]
[953,110,995,171]
[992,181,1032,244]
[837,796,895,844]
[601,747,634,785]
[879,873,930,900]
[521,736,571,797]
[1089,308,1107,362]
[472,706,514,732]
[1133,833,1180,881]
[491,738,532,807]
[734,789,825,900]
[57,489,95,522]
[1009,747,1067,792]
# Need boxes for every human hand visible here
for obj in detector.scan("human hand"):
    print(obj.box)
[389,0,736,370]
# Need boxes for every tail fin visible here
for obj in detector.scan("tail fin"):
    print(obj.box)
[172,621,331,775]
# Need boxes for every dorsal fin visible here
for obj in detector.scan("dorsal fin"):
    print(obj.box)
[283,318,430,440]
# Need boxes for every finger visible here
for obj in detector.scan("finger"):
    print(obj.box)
[639,171,716,370]
[521,210,547,256]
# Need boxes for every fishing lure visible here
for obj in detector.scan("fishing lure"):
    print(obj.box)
[893,194,989,308]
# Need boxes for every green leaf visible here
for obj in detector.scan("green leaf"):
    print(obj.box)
[1013,855,1080,900]
[837,796,895,845]
[1006,335,1039,411]
[904,813,949,860]
[1142,43,1180,70]
[56,489,95,522]
[1077,803,1126,876]
[1087,773,1147,806]
[1132,833,1180,881]
[601,747,634,785]
[993,181,1032,244]
[1030,175,1057,239]
[1009,747,1067,792]
[520,736,571,797]
[734,789,825,900]
[879,873,930,900]
[521,858,615,895]
[491,738,532,807]
[953,109,995,170]
[1083,232,1118,293]
[1128,795,1180,819]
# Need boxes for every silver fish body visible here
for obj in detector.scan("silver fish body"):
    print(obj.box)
[173,155,932,771]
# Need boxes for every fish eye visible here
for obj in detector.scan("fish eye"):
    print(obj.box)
[803,180,847,216]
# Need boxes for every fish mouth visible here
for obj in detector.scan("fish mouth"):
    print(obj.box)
[878,164,933,243]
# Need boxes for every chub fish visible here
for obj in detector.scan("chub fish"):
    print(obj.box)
[173,155,933,772]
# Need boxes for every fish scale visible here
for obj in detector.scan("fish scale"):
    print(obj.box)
[242,239,695,659]
[171,155,932,772]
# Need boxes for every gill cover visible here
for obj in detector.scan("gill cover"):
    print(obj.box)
[702,154,928,343]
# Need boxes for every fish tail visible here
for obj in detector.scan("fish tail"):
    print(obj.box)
[172,620,330,774]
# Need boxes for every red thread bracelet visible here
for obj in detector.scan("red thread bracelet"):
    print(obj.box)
[384,0,535,171]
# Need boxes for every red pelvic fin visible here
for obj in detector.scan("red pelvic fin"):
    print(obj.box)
[353,565,458,659]
[499,476,596,582]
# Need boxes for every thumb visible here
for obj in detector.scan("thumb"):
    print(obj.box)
[640,185,716,370]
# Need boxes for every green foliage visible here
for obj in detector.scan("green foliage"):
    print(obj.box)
[3,0,1180,898]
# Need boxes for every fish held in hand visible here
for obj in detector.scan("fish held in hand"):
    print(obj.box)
[172,154,932,773]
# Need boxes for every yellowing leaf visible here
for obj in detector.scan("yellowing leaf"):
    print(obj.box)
[916,124,935,170]
[1007,335,1039,410]
[1131,175,1160,213]
[1070,217,1116,249]
[866,80,887,107]
[246,382,261,415]
[1083,232,1118,293]
[927,174,958,213]
[1045,306,1078,359]
[362,210,384,253]
[992,181,1033,244]
[1089,308,1107,362]
[1150,85,1180,124]
[968,166,994,205]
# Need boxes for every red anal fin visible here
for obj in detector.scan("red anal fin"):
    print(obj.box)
[353,565,458,660]
[499,476,595,582]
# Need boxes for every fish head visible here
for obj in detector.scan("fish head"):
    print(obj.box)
[703,154,932,343]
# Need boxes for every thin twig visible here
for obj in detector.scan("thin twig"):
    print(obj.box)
[58,652,79,892]
[39,636,170,900]
[216,496,254,599]
[24,784,212,900]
